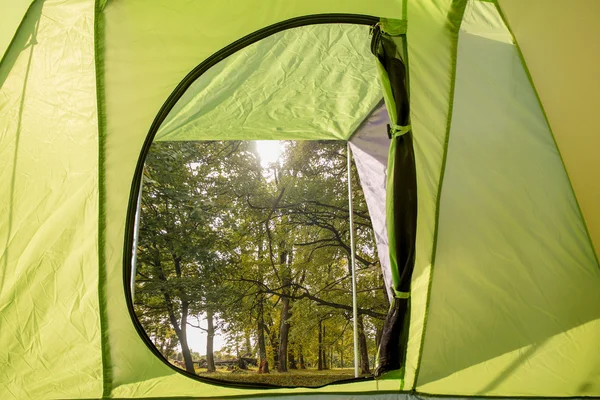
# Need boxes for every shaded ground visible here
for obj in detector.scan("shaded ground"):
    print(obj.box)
[195,367,361,387]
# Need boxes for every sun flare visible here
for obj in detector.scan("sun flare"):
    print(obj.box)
[255,140,284,168]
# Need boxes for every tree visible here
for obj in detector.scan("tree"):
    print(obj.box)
[134,139,389,381]
[135,141,261,374]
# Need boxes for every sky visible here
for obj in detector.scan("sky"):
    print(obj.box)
[185,314,226,355]
[255,140,283,168]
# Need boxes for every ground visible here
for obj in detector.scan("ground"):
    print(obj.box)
[195,366,359,387]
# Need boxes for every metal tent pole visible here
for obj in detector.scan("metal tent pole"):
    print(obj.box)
[347,142,359,378]
[131,174,144,300]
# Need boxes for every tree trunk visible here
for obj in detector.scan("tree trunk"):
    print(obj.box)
[317,320,324,371]
[277,294,290,372]
[161,287,195,373]
[358,315,371,375]
[288,346,297,369]
[154,255,195,374]
[330,346,333,369]
[340,337,344,369]
[321,323,330,369]
[244,330,252,357]
[256,232,270,374]
[178,301,196,374]
[161,255,195,374]
[277,248,291,373]
[257,296,269,373]
[298,345,306,369]
[206,309,216,372]
[318,320,328,371]
[269,328,279,370]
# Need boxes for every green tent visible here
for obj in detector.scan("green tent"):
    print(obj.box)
[1,0,599,398]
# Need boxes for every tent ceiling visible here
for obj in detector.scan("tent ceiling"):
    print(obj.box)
[155,24,382,142]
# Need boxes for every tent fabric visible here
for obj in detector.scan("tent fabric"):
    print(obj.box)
[101,2,403,398]
[0,0,599,398]
[402,0,462,390]
[417,1,600,396]
[349,102,393,300]
[155,24,382,142]
[0,0,35,65]
[0,0,103,399]
[498,0,600,259]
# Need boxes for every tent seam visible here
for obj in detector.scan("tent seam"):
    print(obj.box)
[94,0,112,397]
[492,0,600,269]
[412,0,468,389]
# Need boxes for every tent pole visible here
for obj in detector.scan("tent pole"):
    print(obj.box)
[347,142,359,378]
[131,173,144,300]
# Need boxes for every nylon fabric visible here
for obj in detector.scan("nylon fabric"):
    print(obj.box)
[101,1,403,396]
[497,0,600,259]
[0,0,103,399]
[0,0,35,69]
[380,19,408,36]
[349,103,393,300]
[401,0,457,390]
[1,0,599,398]
[417,1,600,395]
[156,25,381,142]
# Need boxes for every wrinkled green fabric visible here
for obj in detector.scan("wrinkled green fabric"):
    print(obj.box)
[0,0,34,66]
[497,0,600,259]
[401,0,460,390]
[417,1,600,396]
[1,0,600,398]
[102,1,403,398]
[156,25,381,142]
[0,1,103,399]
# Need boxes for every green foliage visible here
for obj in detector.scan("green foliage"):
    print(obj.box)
[134,140,388,385]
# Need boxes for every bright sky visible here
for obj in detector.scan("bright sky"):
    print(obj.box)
[185,314,225,355]
[255,140,283,168]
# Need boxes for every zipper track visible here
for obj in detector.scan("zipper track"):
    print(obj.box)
[122,13,379,390]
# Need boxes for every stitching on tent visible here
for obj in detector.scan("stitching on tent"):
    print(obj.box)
[412,0,469,390]
[94,0,113,397]
[491,0,600,269]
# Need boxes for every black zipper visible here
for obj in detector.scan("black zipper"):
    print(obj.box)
[122,13,379,390]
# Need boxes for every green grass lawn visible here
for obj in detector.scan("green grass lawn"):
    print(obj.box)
[195,366,361,387]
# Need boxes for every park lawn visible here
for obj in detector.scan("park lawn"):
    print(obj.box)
[195,367,360,387]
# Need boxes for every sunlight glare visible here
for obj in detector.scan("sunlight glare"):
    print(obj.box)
[255,140,283,168]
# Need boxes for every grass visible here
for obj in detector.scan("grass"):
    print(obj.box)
[194,366,361,387]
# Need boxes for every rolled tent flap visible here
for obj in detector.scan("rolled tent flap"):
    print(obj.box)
[370,23,417,377]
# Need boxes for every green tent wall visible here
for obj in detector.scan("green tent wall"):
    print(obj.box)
[1,0,599,399]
